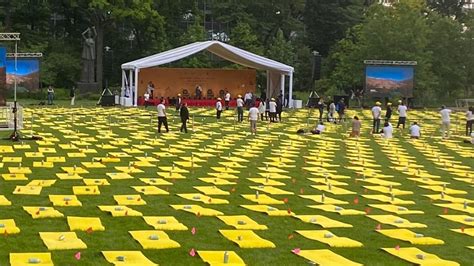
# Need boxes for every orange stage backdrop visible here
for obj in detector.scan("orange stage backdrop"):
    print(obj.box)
[138,67,256,99]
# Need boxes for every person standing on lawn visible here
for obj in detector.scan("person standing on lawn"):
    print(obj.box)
[179,102,189,133]
[328,100,336,123]
[317,98,325,122]
[236,95,244,122]
[216,98,223,119]
[440,105,452,138]
[466,107,473,136]
[176,93,182,111]
[70,86,76,106]
[385,102,393,123]
[224,91,231,110]
[47,86,55,105]
[350,116,361,137]
[248,104,259,135]
[269,98,277,122]
[258,99,266,121]
[396,100,408,129]
[276,96,283,122]
[371,101,382,133]
[157,100,169,133]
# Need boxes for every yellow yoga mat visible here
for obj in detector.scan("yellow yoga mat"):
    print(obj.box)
[256,172,291,179]
[114,166,144,174]
[98,206,143,217]
[210,167,240,174]
[23,206,64,219]
[0,195,11,206]
[451,228,474,237]
[300,195,348,205]
[49,195,82,206]
[129,230,180,249]
[357,178,401,187]
[143,216,188,231]
[377,229,444,245]
[132,186,169,195]
[170,205,223,216]
[435,203,474,214]
[32,161,54,168]
[363,186,413,196]
[296,230,363,247]
[240,205,295,216]
[157,172,187,179]
[159,166,189,173]
[2,173,28,181]
[367,215,427,228]
[139,178,172,186]
[247,178,285,186]
[361,194,415,205]
[39,232,87,250]
[102,251,157,266]
[382,247,459,266]
[249,186,294,195]
[107,172,135,179]
[177,193,229,204]
[408,178,449,186]
[193,186,230,195]
[174,161,201,168]
[241,194,283,205]
[308,205,365,215]
[67,216,105,231]
[439,215,474,226]
[114,195,146,205]
[293,215,352,228]
[368,204,424,215]
[419,185,467,195]
[424,194,474,204]
[308,178,348,186]
[295,249,362,266]
[198,250,245,266]
[10,253,53,266]
[257,166,288,173]
[218,215,268,230]
[219,229,275,248]
[13,186,42,195]
[61,166,88,174]
[27,180,56,187]
[0,219,20,234]
[199,178,237,185]
[83,179,110,186]
[73,186,100,195]
[311,185,356,195]
[56,173,83,180]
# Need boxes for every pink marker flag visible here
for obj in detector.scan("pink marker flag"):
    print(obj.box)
[291,248,301,254]
[376,223,381,231]
[74,252,81,260]
[395,245,400,251]
[191,227,196,235]
[189,248,196,257]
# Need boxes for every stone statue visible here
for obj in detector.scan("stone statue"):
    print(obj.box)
[80,27,97,83]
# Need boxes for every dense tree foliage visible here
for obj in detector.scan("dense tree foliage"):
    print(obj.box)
[0,0,471,103]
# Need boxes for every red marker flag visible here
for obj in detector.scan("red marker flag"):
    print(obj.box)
[189,248,196,257]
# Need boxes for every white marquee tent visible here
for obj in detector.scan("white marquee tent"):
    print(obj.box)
[121,40,294,107]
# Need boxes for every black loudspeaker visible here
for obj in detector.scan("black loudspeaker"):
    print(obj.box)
[313,55,322,81]
[100,95,115,106]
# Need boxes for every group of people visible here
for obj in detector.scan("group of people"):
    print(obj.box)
[317,98,346,124]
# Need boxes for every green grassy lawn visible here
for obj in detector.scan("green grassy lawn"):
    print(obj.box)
[0,105,472,265]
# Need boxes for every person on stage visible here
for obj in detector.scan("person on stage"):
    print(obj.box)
[236,95,244,122]
[157,100,169,133]
[224,91,231,110]
[195,85,203,99]
[147,81,155,98]
[176,93,182,111]
[216,98,223,119]
[180,102,189,133]
[144,91,151,108]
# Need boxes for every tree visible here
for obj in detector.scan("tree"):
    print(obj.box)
[266,29,294,65]
[229,22,263,55]
[427,0,466,19]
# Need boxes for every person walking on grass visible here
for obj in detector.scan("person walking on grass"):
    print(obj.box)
[176,93,182,111]
[47,86,55,105]
[328,101,336,123]
[466,107,473,136]
[371,101,382,134]
[248,104,259,135]
[317,98,325,122]
[269,98,277,122]
[157,100,169,133]
[179,102,189,133]
[385,102,392,123]
[236,95,244,122]
[396,100,408,129]
[276,97,283,122]
[216,98,223,120]
[258,99,266,121]
[440,105,452,138]
[336,98,346,123]
[224,91,231,110]
[70,86,76,106]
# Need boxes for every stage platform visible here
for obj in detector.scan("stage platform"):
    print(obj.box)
[138,98,252,107]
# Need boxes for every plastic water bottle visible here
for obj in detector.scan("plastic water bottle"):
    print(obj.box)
[255,191,259,199]
[223,251,229,264]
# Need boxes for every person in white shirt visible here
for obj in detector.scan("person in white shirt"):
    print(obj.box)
[269,98,277,122]
[396,100,408,129]
[466,107,473,136]
[244,92,251,107]
[157,100,169,133]
[224,91,231,110]
[258,99,266,121]
[409,122,421,139]
[440,105,452,138]
[381,122,393,138]
[371,102,382,133]
[328,101,336,123]
[216,98,223,119]
[248,104,259,135]
[144,92,150,108]
[311,122,325,134]
[236,95,244,122]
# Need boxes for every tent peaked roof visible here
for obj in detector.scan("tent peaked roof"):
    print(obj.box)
[121,40,294,75]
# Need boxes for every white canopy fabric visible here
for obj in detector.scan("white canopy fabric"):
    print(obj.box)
[120,40,294,106]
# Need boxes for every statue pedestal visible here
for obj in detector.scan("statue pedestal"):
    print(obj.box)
[76,82,99,94]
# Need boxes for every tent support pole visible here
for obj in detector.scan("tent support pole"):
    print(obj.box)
[134,68,139,107]
[289,72,293,108]
[280,74,285,106]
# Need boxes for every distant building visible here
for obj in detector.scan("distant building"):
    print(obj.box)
[378,0,473,10]
[464,0,474,10]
